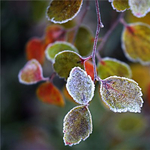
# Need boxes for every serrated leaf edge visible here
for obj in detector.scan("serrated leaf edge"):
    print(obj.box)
[128,0,150,18]
[100,75,144,113]
[111,0,130,12]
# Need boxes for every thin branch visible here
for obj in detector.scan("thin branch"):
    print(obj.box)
[92,0,103,81]
[97,13,124,53]
[72,1,90,44]
[66,1,90,43]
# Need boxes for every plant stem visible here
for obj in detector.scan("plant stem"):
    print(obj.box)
[66,1,90,43]
[72,1,90,44]
[97,13,124,53]
[92,0,103,81]
[119,17,128,27]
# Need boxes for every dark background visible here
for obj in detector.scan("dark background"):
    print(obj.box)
[1,1,150,150]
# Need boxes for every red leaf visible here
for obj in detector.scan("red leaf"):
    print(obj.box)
[36,82,65,107]
[84,61,94,81]
[26,38,45,64]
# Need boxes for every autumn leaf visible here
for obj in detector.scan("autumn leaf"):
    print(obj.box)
[100,76,143,113]
[26,38,45,64]
[122,23,150,65]
[111,0,130,12]
[97,57,132,79]
[63,105,92,146]
[36,82,65,107]
[18,59,45,85]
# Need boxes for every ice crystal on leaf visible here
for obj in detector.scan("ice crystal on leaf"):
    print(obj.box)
[63,105,92,146]
[100,76,143,113]
[66,67,95,105]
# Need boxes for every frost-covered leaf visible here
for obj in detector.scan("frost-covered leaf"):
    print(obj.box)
[45,41,78,62]
[46,0,83,24]
[84,60,94,81]
[63,105,92,146]
[129,0,150,18]
[18,59,44,85]
[66,67,95,105]
[44,25,66,47]
[97,57,132,79]
[75,26,94,56]
[53,50,84,79]
[122,23,150,65]
[26,38,45,64]
[111,0,130,12]
[36,82,65,107]
[100,76,143,113]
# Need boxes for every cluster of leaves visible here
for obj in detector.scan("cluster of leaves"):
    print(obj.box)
[109,0,150,18]
[18,0,150,147]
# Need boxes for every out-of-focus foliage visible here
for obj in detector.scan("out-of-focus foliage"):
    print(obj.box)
[122,23,150,65]
[97,57,132,79]
[111,0,130,12]
[18,59,44,84]
[2,1,150,150]
[36,82,65,107]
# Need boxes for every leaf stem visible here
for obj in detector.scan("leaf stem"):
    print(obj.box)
[92,0,103,81]
[97,13,124,53]
[72,1,90,44]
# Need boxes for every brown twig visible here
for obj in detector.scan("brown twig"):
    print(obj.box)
[92,0,103,81]
[97,13,125,53]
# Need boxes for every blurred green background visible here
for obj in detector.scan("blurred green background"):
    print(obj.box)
[1,1,150,150]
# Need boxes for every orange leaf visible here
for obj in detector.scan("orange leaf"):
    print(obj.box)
[44,25,66,47]
[36,82,65,107]
[84,60,94,81]
[26,38,45,64]
[63,86,77,103]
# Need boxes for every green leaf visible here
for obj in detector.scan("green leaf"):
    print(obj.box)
[97,57,132,79]
[75,26,94,56]
[66,67,95,105]
[122,23,150,65]
[45,41,78,62]
[111,0,130,12]
[18,59,44,85]
[31,1,48,22]
[53,50,84,79]
[46,0,83,24]
[63,105,92,146]
[100,76,143,113]
[129,0,150,18]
